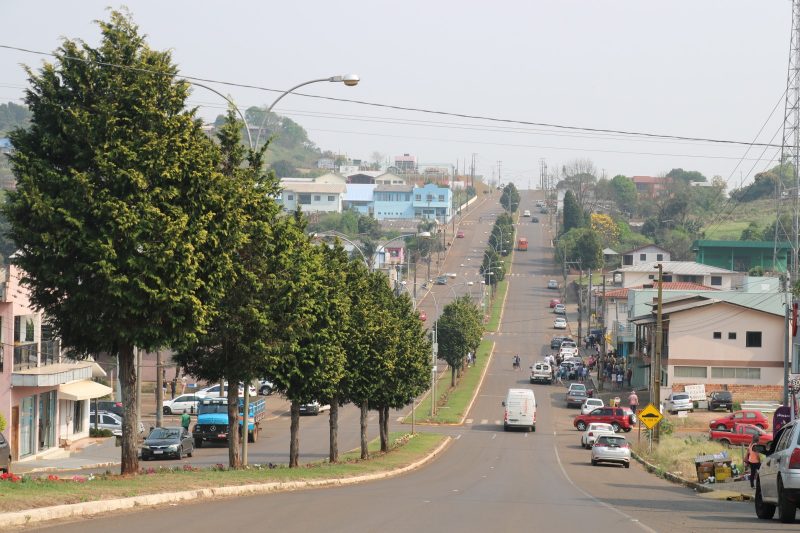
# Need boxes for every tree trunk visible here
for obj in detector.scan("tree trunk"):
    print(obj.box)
[155,350,163,428]
[379,406,390,452]
[451,365,457,387]
[227,378,241,468]
[359,401,369,460]
[329,399,339,463]
[289,401,300,468]
[118,343,138,475]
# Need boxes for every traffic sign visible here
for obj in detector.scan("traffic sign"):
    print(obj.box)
[637,403,663,430]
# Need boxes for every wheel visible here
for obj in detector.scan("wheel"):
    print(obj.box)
[728,406,733,412]
[163,406,172,415]
[778,480,797,523]
[576,421,587,431]
[177,446,183,459]
[756,424,766,430]
[755,479,776,520]
[716,424,727,431]
[187,447,193,458]
[194,438,203,449]
[719,439,731,448]
[624,462,630,469]
[591,459,598,466]
[503,423,509,432]
[531,425,536,432]
[611,422,621,432]
[623,427,632,433]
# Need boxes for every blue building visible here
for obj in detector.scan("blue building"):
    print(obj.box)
[373,184,414,220]
[413,183,452,222]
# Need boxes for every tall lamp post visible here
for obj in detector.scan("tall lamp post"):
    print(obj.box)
[254,74,360,148]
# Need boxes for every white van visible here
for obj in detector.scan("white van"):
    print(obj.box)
[502,388,536,432]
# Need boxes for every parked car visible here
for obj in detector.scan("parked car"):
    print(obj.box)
[591,434,631,468]
[89,411,145,436]
[530,362,552,384]
[709,424,772,447]
[162,394,200,415]
[141,426,194,460]
[708,390,734,412]
[566,389,588,408]
[664,392,693,414]
[581,398,605,416]
[0,432,10,473]
[95,400,124,418]
[550,335,568,349]
[568,383,587,395]
[195,383,257,398]
[709,410,769,431]
[531,216,539,223]
[547,279,559,290]
[753,420,800,523]
[553,317,567,329]
[522,210,531,217]
[553,304,566,315]
[299,402,331,416]
[581,422,615,448]
[418,310,427,322]
[574,406,634,432]
[258,380,275,396]
[435,276,448,285]
[549,298,561,308]
[559,340,578,358]
[456,230,465,238]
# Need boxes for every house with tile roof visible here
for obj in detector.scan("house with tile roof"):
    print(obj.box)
[619,244,671,267]
[613,261,742,290]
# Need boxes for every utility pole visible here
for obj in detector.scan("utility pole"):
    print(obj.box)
[470,153,476,189]
[601,274,607,392]
[155,350,163,428]
[577,268,583,343]
[497,161,502,187]
[654,263,664,443]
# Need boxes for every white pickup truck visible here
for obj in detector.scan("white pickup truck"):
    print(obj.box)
[530,362,552,385]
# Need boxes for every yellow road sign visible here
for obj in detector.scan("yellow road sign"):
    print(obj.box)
[637,403,663,430]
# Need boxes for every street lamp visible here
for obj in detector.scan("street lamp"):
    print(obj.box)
[254,74,360,148]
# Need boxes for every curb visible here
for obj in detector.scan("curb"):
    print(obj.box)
[0,435,453,529]
[457,340,497,425]
[21,461,120,475]
[630,450,752,500]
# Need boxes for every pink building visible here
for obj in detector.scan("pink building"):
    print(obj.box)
[0,263,109,463]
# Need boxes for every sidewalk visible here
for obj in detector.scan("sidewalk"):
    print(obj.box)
[15,437,120,474]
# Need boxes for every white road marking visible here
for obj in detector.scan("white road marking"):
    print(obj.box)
[396,417,404,422]
[481,419,488,424]
[524,433,528,438]
[455,434,462,440]
[491,433,497,440]
[495,420,501,425]
[465,418,473,424]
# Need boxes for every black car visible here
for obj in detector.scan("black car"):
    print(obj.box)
[141,426,194,460]
[531,217,539,223]
[708,391,733,412]
[551,336,567,349]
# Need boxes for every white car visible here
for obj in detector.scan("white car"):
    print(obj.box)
[299,402,331,416]
[559,340,578,358]
[547,279,559,290]
[582,422,615,448]
[195,383,257,398]
[553,304,567,315]
[162,394,200,415]
[591,434,631,468]
[523,210,531,217]
[446,272,457,279]
[89,411,145,437]
[664,392,693,414]
[553,317,567,329]
[581,398,605,416]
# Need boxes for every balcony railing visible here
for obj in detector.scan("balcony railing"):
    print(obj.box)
[13,343,38,371]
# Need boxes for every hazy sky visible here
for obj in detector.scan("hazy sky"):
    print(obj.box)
[0,1,791,190]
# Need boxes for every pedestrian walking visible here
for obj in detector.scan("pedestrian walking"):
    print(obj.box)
[616,372,623,390]
[628,390,639,412]
[746,435,762,488]
[180,411,191,433]
[626,367,633,388]
[170,378,177,399]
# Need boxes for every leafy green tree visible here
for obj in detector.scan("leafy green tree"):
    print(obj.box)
[270,159,296,177]
[562,190,583,234]
[610,175,637,215]
[4,11,233,474]
[562,228,604,270]
[762,213,794,242]
[500,183,520,212]
[740,221,761,241]
[480,248,505,284]
[172,107,279,468]
[357,214,382,238]
[666,168,707,183]
[436,296,483,387]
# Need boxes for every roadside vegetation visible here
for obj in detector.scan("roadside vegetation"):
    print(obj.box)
[0,432,446,513]
[634,433,732,482]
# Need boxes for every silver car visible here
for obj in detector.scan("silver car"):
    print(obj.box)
[0,432,10,473]
[90,410,145,436]
[591,434,631,468]
[755,420,800,523]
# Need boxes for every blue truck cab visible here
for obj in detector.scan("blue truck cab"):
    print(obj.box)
[192,396,266,448]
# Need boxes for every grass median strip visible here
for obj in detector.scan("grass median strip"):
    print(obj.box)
[485,279,508,332]
[406,338,494,424]
[0,432,446,514]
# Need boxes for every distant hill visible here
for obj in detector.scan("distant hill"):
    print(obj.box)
[0,102,30,136]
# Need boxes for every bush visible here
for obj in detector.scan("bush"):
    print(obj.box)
[90,428,114,438]
[658,418,674,436]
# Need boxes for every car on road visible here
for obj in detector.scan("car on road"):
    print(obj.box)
[0,432,10,473]
[141,426,194,460]
[550,335,568,349]
[299,402,331,416]
[456,230,465,238]
[553,303,566,315]
[195,383,257,399]
[553,317,567,329]
[547,279,559,290]
[418,310,427,322]
[531,216,539,223]
[259,380,275,396]
[162,394,200,415]
[95,400,124,418]
[435,276,448,285]
[753,420,800,523]
[522,210,531,217]
[708,390,734,412]
[530,362,552,385]
[446,272,458,278]
[581,398,604,416]
[559,340,578,358]
[549,298,561,308]
[502,388,536,432]
[591,434,631,468]
[567,383,587,395]
[581,422,615,448]
[574,406,634,432]
[664,392,693,414]
[709,410,769,431]
[89,411,145,437]
[566,389,588,408]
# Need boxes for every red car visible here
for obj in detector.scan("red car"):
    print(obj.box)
[418,310,427,322]
[549,298,561,308]
[574,406,634,433]
[456,230,465,238]
[708,424,772,447]
[708,410,769,431]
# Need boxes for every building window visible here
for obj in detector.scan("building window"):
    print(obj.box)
[713,331,721,339]
[415,194,421,201]
[623,255,633,266]
[314,195,321,202]
[438,194,445,202]
[640,253,646,261]
[710,276,722,286]
[674,366,707,378]
[618,303,628,314]
[711,367,761,380]
[746,331,762,347]
[328,195,335,202]
[287,194,294,201]
[298,194,311,205]
[648,274,655,280]
[656,254,663,261]
[728,332,737,340]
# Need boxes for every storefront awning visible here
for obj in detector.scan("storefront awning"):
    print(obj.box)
[58,380,112,401]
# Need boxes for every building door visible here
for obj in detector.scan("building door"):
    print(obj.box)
[38,391,56,450]
[19,396,35,457]
[73,400,84,434]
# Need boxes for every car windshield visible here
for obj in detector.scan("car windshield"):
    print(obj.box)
[149,428,181,440]
[589,424,612,431]
[673,394,689,401]
[598,436,627,446]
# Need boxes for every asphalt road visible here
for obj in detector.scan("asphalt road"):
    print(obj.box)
[29,191,798,531]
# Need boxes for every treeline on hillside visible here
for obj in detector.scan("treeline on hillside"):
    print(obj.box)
[0,102,30,135]
[728,162,794,203]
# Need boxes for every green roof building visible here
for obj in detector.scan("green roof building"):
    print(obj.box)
[692,240,791,273]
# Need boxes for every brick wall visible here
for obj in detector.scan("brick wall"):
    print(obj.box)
[671,383,782,402]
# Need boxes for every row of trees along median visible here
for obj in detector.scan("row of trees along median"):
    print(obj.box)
[3,11,429,474]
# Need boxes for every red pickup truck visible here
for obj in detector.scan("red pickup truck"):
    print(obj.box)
[708,423,772,447]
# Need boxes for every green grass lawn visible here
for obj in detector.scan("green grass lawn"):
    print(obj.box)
[0,432,446,513]
[486,280,508,332]
[702,198,775,240]
[406,339,494,425]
